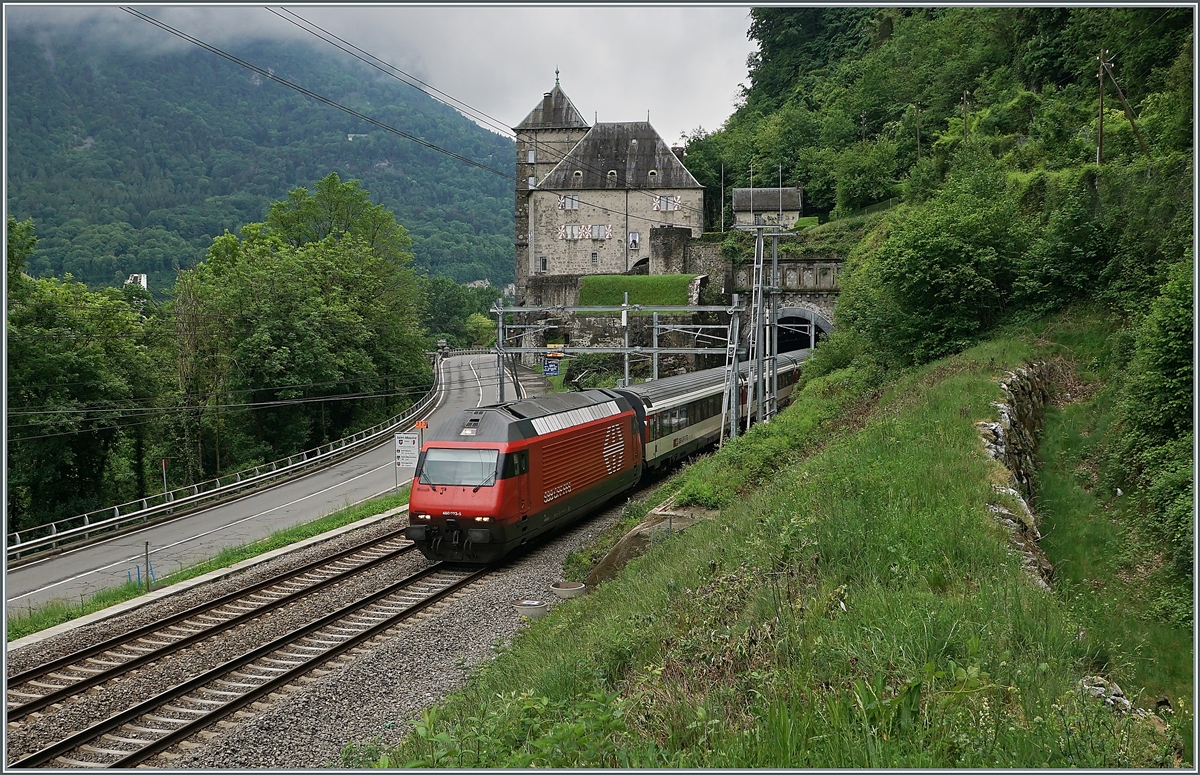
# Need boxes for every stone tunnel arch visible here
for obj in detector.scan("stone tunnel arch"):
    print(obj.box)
[776,306,834,352]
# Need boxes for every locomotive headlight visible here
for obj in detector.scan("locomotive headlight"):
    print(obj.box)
[412,512,431,520]
[474,516,493,522]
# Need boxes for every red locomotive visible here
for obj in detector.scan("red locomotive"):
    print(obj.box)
[405,352,807,563]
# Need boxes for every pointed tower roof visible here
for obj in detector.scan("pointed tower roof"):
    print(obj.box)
[515,83,589,130]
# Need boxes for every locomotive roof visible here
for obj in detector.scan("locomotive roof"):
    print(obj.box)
[425,389,629,444]
[619,350,810,408]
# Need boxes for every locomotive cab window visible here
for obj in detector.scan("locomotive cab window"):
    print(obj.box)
[418,448,499,487]
[501,450,529,478]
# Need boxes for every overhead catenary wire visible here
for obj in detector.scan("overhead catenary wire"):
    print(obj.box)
[266,6,709,221]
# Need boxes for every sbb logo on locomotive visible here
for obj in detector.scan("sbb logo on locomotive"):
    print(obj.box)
[543,482,573,503]
[602,424,624,474]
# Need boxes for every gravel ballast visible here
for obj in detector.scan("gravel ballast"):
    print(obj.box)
[6,497,630,768]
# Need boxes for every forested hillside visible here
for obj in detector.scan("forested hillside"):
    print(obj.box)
[7,31,515,288]
[683,7,1193,621]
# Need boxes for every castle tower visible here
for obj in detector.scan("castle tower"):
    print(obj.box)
[513,72,589,303]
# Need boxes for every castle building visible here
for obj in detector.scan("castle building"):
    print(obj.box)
[513,75,704,304]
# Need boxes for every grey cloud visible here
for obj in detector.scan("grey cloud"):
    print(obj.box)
[6,6,755,142]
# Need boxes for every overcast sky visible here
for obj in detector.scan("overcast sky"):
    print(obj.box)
[8,5,758,145]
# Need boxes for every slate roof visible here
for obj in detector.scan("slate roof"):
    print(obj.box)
[514,85,589,130]
[732,187,803,211]
[538,122,703,190]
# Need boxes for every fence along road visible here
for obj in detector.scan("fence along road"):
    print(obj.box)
[6,354,538,614]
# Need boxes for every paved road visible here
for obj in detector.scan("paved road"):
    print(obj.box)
[6,354,543,614]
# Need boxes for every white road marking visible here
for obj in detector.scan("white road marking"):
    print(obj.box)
[7,354,471,605]
[9,458,400,602]
[468,358,485,407]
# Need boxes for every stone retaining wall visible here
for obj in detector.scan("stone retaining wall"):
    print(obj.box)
[976,362,1055,589]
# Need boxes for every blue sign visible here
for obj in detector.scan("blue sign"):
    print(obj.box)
[542,360,559,376]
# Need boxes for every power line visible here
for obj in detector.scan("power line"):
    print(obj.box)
[268,7,709,221]
[121,7,514,182]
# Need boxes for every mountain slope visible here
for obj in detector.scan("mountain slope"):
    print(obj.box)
[7,33,515,288]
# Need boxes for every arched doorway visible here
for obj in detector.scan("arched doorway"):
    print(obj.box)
[776,307,833,352]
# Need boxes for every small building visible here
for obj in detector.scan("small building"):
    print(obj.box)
[125,273,148,290]
[732,187,804,228]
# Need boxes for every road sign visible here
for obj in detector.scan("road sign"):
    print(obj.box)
[542,360,559,376]
[414,419,428,430]
[395,432,420,468]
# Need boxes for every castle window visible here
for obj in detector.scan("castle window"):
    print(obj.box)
[591,252,598,266]
[592,224,607,240]
[573,170,583,179]
[527,176,536,188]
[539,256,548,272]
[526,149,535,163]
[629,232,640,250]
[648,169,658,179]
[607,170,617,180]
[558,194,579,210]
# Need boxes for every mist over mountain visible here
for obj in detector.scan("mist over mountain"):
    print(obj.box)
[7,30,516,289]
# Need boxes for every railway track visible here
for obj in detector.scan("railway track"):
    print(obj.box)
[11,563,486,769]
[7,529,415,724]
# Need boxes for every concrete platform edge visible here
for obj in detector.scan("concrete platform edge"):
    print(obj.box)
[7,505,410,655]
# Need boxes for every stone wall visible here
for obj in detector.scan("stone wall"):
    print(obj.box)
[649,226,691,275]
[685,242,730,295]
[525,274,583,307]
[976,362,1055,589]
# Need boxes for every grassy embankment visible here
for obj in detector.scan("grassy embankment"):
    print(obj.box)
[355,311,1188,768]
[7,489,411,642]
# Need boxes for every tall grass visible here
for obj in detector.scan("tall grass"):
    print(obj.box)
[369,324,1185,768]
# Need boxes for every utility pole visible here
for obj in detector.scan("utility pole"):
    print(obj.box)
[622,292,630,388]
[496,306,505,403]
[720,162,725,233]
[1103,54,1153,160]
[915,102,921,161]
[652,312,659,380]
[1097,48,1106,165]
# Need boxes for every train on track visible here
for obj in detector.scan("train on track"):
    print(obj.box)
[405,351,809,562]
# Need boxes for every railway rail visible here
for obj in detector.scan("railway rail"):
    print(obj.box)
[7,529,416,723]
[11,563,487,768]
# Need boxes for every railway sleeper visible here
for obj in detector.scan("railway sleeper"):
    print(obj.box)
[143,713,190,725]
[123,723,177,735]
[102,733,149,745]
[258,657,306,667]
[160,704,209,716]
[55,755,108,768]
[84,657,127,666]
[81,743,135,756]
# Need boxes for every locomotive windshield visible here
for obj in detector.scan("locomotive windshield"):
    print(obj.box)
[418,448,499,487]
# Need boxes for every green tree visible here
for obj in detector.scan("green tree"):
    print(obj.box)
[7,221,161,528]
[174,181,431,476]
[266,172,414,266]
